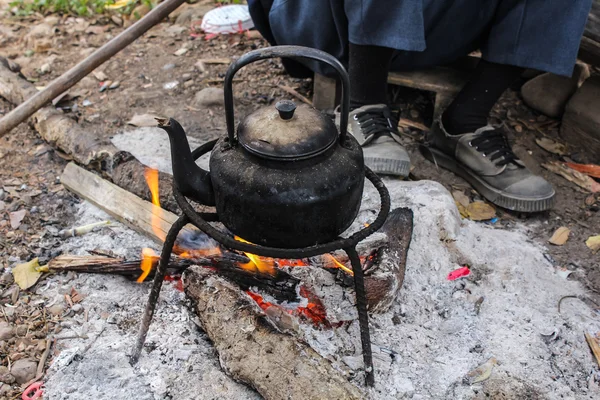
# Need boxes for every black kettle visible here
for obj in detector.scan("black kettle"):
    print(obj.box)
[159,46,364,248]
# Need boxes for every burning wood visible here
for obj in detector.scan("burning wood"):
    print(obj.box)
[184,267,363,400]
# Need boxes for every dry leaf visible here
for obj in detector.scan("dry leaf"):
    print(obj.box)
[9,209,26,229]
[12,258,43,290]
[542,162,600,193]
[466,201,496,221]
[456,202,469,219]
[465,357,497,384]
[586,235,600,253]
[452,190,471,208]
[127,114,162,127]
[565,162,600,179]
[105,0,129,9]
[549,227,570,246]
[535,138,568,156]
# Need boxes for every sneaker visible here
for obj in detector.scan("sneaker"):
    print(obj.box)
[420,119,555,212]
[335,104,411,177]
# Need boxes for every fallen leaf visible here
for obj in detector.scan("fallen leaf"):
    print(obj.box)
[549,227,570,246]
[535,137,568,156]
[565,162,600,179]
[12,258,43,290]
[465,357,497,384]
[542,162,600,193]
[9,209,26,229]
[586,235,600,253]
[452,190,470,208]
[105,0,129,9]
[92,70,108,81]
[127,113,163,127]
[585,332,600,368]
[466,201,496,221]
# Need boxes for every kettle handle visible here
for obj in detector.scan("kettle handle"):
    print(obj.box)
[224,46,350,145]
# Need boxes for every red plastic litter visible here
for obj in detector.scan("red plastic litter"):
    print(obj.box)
[447,266,471,281]
[22,381,44,400]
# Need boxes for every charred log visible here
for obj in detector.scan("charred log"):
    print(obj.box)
[184,267,363,400]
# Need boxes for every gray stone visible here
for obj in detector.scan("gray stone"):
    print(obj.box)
[174,4,214,26]
[0,366,15,384]
[521,63,589,118]
[561,76,600,163]
[194,87,224,107]
[0,321,14,340]
[48,304,65,316]
[10,359,37,384]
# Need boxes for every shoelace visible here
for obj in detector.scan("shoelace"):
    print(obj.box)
[354,107,399,139]
[470,129,522,167]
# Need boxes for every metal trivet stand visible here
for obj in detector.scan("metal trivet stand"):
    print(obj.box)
[130,144,390,387]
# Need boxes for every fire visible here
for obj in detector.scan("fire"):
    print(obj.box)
[137,248,156,282]
[323,254,354,276]
[235,236,276,275]
[144,168,166,242]
[246,288,329,327]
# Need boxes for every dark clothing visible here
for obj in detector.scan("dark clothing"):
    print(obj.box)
[248,0,592,77]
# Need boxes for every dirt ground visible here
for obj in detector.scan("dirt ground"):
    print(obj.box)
[0,4,599,399]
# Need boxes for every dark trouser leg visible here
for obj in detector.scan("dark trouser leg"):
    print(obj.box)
[441,59,523,135]
[348,43,394,109]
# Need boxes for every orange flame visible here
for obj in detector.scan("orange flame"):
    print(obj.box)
[235,236,276,275]
[137,248,156,282]
[144,167,166,242]
[324,254,354,276]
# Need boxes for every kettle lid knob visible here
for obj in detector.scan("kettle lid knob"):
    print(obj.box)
[275,100,296,120]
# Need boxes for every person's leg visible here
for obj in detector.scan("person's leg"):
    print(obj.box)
[340,43,411,176]
[441,59,523,135]
[348,43,394,109]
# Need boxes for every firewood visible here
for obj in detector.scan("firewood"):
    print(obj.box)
[184,266,364,400]
[0,62,185,213]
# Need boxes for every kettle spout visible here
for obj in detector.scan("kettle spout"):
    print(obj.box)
[157,117,216,206]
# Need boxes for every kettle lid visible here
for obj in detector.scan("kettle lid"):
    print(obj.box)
[237,100,338,161]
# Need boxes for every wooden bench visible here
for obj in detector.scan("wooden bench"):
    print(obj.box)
[313,66,469,121]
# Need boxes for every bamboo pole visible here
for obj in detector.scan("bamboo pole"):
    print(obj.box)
[0,0,186,136]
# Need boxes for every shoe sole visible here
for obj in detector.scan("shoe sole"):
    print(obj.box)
[420,145,555,212]
[365,157,411,177]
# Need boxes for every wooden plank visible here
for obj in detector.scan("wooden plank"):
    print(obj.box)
[61,162,196,243]
[387,67,468,94]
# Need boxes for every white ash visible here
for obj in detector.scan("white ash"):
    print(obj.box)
[46,130,600,399]
[43,202,259,400]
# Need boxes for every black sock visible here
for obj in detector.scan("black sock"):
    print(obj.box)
[348,43,394,110]
[442,59,523,135]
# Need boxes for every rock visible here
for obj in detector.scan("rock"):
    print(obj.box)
[130,3,151,20]
[561,76,600,163]
[47,304,64,316]
[521,63,589,118]
[0,366,15,384]
[0,272,13,285]
[0,321,14,340]
[194,87,224,107]
[174,4,215,26]
[10,359,37,384]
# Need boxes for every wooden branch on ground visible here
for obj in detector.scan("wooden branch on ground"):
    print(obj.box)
[0,0,187,136]
[0,63,185,213]
[184,267,363,400]
[49,253,301,301]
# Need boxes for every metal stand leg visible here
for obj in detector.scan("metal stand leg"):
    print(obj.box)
[130,215,188,364]
[346,246,374,387]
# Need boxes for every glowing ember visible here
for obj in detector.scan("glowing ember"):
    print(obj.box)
[144,167,166,242]
[137,248,156,282]
[246,287,329,327]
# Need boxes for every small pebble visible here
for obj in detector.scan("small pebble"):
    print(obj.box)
[108,81,120,90]
[99,81,112,92]
[10,359,37,384]
[174,48,188,56]
[72,304,84,314]
[47,304,65,316]
[163,81,179,90]
[162,63,176,71]
[82,99,92,107]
